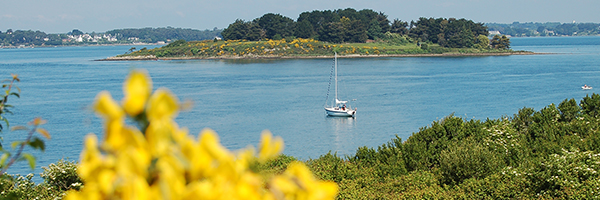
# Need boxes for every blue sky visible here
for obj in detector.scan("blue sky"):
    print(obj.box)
[2,0,599,33]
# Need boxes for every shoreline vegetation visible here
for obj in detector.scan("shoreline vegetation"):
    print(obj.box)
[97,51,538,61]
[98,36,531,61]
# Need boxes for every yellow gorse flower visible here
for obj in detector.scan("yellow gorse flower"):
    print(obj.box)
[122,69,152,116]
[66,69,338,200]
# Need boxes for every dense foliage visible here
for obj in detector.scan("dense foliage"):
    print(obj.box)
[408,17,489,48]
[222,8,491,49]
[296,94,600,199]
[487,22,600,37]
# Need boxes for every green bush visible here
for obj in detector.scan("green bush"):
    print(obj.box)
[581,93,600,118]
[350,136,407,180]
[528,149,600,198]
[455,168,533,199]
[558,98,580,122]
[307,152,356,183]
[39,159,82,191]
[438,139,505,185]
[0,173,61,200]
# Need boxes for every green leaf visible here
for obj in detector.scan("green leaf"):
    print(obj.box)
[21,153,36,170]
[0,153,9,166]
[9,92,19,98]
[29,137,45,151]
[11,141,21,149]
[0,153,10,168]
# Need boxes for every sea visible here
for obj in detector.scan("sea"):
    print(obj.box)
[1,36,600,183]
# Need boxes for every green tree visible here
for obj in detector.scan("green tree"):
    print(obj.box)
[367,20,384,40]
[69,29,83,36]
[221,19,264,41]
[257,13,296,39]
[390,19,408,35]
[220,19,248,40]
[318,22,344,43]
[491,35,511,50]
[295,20,315,39]
[473,34,490,49]
[345,19,368,43]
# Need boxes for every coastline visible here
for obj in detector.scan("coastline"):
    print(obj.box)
[96,52,541,61]
[0,43,164,49]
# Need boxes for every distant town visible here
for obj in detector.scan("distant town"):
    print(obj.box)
[486,22,600,37]
[0,27,222,48]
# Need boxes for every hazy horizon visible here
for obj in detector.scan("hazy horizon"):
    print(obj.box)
[2,0,599,34]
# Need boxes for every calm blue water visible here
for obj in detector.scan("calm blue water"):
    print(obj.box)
[1,37,600,182]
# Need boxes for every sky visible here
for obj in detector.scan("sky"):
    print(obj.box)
[1,0,599,33]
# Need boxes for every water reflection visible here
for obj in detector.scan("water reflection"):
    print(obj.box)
[326,116,356,156]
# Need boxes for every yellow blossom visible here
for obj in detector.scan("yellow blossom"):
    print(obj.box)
[93,91,124,120]
[122,69,152,116]
[67,69,338,200]
[147,88,179,121]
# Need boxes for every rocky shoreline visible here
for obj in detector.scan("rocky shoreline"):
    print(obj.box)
[96,52,540,61]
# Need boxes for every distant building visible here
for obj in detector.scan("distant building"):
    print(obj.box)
[214,36,222,40]
[489,31,501,35]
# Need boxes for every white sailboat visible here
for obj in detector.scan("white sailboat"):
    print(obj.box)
[325,52,356,117]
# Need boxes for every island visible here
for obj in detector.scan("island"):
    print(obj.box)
[102,9,528,60]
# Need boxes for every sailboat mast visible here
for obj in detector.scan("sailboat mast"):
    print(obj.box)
[334,52,338,104]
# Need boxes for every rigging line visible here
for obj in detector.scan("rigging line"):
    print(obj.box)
[324,55,335,107]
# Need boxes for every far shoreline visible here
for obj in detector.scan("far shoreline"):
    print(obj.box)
[96,51,543,61]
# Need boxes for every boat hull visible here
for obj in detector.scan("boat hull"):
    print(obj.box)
[325,107,356,117]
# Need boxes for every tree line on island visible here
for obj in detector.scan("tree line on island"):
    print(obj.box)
[221,8,510,49]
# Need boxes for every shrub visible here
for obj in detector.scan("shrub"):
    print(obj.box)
[558,98,580,122]
[439,139,505,185]
[307,152,355,183]
[40,159,82,191]
[0,173,38,199]
[581,93,600,118]
[455,168,533,199]
[528,149,600,198]
[350,135,407,180]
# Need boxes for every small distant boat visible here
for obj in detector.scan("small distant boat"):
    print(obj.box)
[324,52,356,117]
[583,85,593,90]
